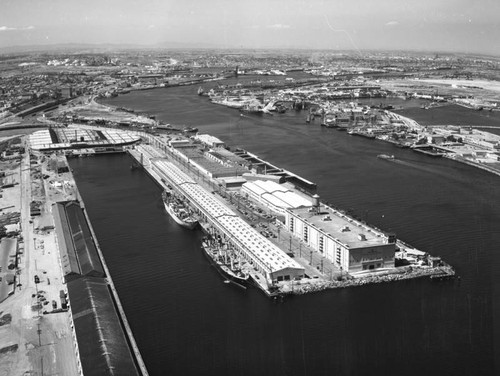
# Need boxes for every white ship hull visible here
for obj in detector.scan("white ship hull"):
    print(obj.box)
[163,198,198,230]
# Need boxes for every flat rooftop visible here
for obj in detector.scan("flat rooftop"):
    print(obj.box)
[291,205,388,249]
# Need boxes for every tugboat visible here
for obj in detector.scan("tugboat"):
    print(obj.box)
[182,126,199,134]
[162,189,198,230]
[201,236,249,286]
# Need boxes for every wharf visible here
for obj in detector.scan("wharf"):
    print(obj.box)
[76,194,150,376]
[232,148,317,194]
[128,138,457,297]
[128,145,305,297]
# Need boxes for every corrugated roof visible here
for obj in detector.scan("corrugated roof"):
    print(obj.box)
[28,129,140,150]
[152,160,303,274]
[63,201,104,277]
[53,203,80,277]
[68,277,140,376]
[243,180,312,209]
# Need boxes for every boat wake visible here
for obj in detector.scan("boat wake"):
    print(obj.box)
[388,158,464,182]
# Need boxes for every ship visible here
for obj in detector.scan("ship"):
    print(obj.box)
[240,103,263,114]
[377,154,395,160]
[182,126,199,133]
[201,237,249,285]
[162,190,198,230]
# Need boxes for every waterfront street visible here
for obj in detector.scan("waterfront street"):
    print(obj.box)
[0,147,79,376]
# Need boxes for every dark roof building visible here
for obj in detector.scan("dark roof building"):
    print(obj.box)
[68,277,140,376]
[53,201,104,281]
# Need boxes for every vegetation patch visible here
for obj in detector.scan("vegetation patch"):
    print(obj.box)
[0,344,18,355]
[0,313,12,326]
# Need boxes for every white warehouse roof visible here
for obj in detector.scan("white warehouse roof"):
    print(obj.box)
[242,180,312,210]
[152,160,303,274]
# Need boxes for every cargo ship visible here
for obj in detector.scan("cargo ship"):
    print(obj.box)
[162,189,198,230]
[201,237,249,285]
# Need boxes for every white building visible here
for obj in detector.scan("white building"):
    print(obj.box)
[285,205,395,273]
[241,180,312,215]
[193,134,226,148]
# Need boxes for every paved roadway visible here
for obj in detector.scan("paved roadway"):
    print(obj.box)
[0,144,79,376]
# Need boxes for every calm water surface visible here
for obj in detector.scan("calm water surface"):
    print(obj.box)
[69,87,500,376]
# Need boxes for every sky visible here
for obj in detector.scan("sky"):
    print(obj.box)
[0,0,499,55]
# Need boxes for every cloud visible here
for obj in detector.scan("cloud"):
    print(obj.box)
[0,25,35,32]
[385,21,399,27]
[267,24,291,29]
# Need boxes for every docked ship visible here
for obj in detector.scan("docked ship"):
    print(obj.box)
[162,189,198,230]
[201,237,249,285]
[240,103,263,114]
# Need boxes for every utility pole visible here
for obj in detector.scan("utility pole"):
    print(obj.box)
[37,323,42,346]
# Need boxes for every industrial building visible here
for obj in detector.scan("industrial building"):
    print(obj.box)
[67,276,140,376]
[241,179,312,215]
[285,200,395,273]
[28,128,140,151]
[193,134,226,148]
[151,159,305,283]
[52,200,141,375]
[52,201,105,282]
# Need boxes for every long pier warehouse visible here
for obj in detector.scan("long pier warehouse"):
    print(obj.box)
[151,159,305,285]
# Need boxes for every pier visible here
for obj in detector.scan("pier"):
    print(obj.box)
[127,133,456,297]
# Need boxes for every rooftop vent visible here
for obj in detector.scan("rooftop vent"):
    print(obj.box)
[358,234,367,241]
[341,226,350,232]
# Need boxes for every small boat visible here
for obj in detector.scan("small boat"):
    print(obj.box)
[183,126,199,133]
[377,154,395,160]
[201,238,249,285]
[162,190,198,230]
[197,86,204,96]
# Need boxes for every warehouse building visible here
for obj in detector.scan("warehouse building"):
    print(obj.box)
[151,159,305,283]
[53,201,105,282]
[285,201,395,273]
[241,179,312,215]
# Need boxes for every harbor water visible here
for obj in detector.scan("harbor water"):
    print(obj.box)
[69,87,500,376]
